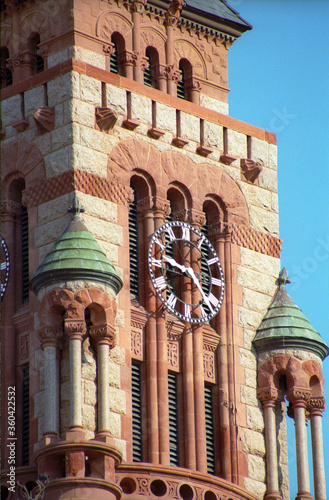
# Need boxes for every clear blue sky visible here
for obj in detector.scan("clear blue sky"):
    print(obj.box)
[228,0,329,497]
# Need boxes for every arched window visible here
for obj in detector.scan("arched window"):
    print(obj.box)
[27,33,44,74]
[144,48,159,88]
[177,59,193,101]
[1,47,12,88]
[110,33,125,76]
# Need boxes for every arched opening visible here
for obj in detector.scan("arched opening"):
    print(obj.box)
[1,46,12,88]
[110,33,125,75]
[27,33,44,74]
[144,47,159,88]
[177,58,192,101]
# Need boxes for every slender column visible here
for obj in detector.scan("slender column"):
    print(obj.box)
[90,324,116,435]
[154,199,171,465]
[287,389,313,500]
[39,327,62,437]
[131,0,147,83]
[164,0,184,96]
[64,319,86,430]
[139,197,159,463]
[308,397,326,500]
[258,388,282,500]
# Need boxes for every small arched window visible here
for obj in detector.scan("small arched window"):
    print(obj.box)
[144,48,159,88]
[177,59,193,101]
[28,34,44,74]
[1,47,12,88]
[110,33,125,76]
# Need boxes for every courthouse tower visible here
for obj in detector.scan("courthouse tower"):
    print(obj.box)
[1,1,327,499]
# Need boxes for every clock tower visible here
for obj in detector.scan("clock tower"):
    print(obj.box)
[1,1,327,499]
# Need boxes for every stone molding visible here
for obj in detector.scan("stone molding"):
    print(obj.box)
[90,323,116,348]
[38,327,63,348]
[64,320,87,340]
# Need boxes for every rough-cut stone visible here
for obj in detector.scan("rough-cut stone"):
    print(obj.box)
[245,367,257,388]
[109,411,121,438]
[109,362,121,388]
[203,121,223,150]
[237,181,272,210]
[242,428,265,456]
[251,137,268,166]
[2,94,22,126]
[237,266,277,296]
[70,144,108,177]
[77,193,118,223]
[34,392,45,417]
[200,94,228,115]
[82,404,97,429]
[238,306,263,330]
[51,123,78,151]
[110,345,126,366]
[268,143,278,170]
[38,195,71,225]
[25,85,46,117]
[246,405,264,432]
[106,84,127,115]
[80,125,117,154]
[239,348,257,370]
[80,74,102,105]
[109,387,126,414]
[240,248,281,277]
[66,99,96,128]
[34,132,53,156]
[83,214,123,246]
[243,288,273,314]
[35,216,71,247]
[180,112,200,142]
[73,46,106,69]
[249,205,279,236]
[248,454,266,481]
[156,102,176,133]
[48,72,81,106]
[259,167,278,192]
[44,146,71,177]
[48,48,70,68]
[131,93,152,124]
[244,477,266,498]
[240,385,258,407]
[227,128,247,158]
[84,379,97,405]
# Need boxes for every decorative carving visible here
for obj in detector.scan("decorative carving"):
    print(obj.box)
[196,145,213,157]
[102,43,115,57]
[95,106,118,133]
[1,200,21,217]
[203,351,215,382]
[90,324,116,348]
[122,118,140,130]
[154,198,171,217]
[165,0,185,25]
[131,330,143,360]
[286,387,312,406]
[220,153,237,165]
[137,477,150,495]
[64,320,86,340]
[257,387,280,405]
[137,196,153,214]
[167,481,179,499]
[308,397,326,413]
[167,341,179,370]
[38,327,63,348]
[33,106,55,133]
[20,334,29,361]
[172,136,189,148]
[241,158,263,183]
[131,0,147,13]
[119,50,137,67]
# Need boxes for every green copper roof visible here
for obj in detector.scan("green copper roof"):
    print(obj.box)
[30,200,123,295]
[253,268,328,360]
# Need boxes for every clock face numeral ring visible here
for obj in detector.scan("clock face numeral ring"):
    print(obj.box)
[148,221,224,324]
[1,236,10,301]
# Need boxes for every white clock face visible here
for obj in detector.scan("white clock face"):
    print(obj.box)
[1,236,10,301]
[148,221,224,324]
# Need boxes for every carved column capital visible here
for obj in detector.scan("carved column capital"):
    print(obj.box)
[258,387,280,407]
[90,324,116,348]
[308,396,326,416]
[186,78,202,93]
[38,327,63,349]
[103,43,116,57]
[64,319,86,340]
[172,209,188,222]
[131,0,147,13]
[154,198,171,218]
[137,196,154,215]
[188,209,206,229]
[1,200,22,218]
[119,49,137,67]
[286,387,312,408]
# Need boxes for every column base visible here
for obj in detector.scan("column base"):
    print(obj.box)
[295,492,313,500]
[264,491,282,500]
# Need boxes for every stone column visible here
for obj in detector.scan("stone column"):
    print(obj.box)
[308,397,326,500]
[131,0,147,83]
[287,389,313,500]
[90,324,116,435]
[258,388,282,500]
[64,319,86,431]
[39,327,63,437]
[165,0,184,96]
[187,79,201,105]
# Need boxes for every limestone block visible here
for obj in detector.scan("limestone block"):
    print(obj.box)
[239,348,257,371]
[268,143,278,170]
[47,48,70,68]
[48,72,80,106]
[240,247,281,277]
[227,129,247,158]
[38,195,71,225]
[35,216,71,247]
[248,454,266,482]
[70,144,108,177]
[109,411,121,438]
[54,103,64,128]
[243,328,256,350]
[34,392,44,417]
[237,181,272,211]
[115,308,125,328]
[246,405,264,432]
[109,387,126,414]
[251,137,269,166]
[238,306,263,330]
[237,266,277,296]
[80,74,102,105]
[110,345,126,366]
[249,206,279,236]
[85,429,95,440]
[25,85,45,116]
[180,112,199,142]
[109,362,121,388]
[65,99,96,128]
[83,214,123,246]
[82,405,96,429]
[44,146,71,177]
[156,102,176,133]
[106,84,127,115]
[97,241,119,266]
[80,125,117,154]
[131,93,152,124]
[2,95,22,126]
[271,192,279,213]
[200,94,228,115]
[244,477,266,498]
[77,193,118,223]
[51,123,78,151]
[84,380,97,405]
[243,288,273,314]
[242,428,265,456]
[203,121,223,150]
[244,368,257,389]
[258,167,277,193]
[73,46,106,69]
[240,385,258,407]
[34,132,52,156]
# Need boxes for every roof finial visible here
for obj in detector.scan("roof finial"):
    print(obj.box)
[68,194,85,215]
[277,267,291,287]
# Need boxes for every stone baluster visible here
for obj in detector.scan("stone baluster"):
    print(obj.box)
[287,388,313,500]
[39,327,63,438]
[90,323,116,435]
[64,318,86,431]
[258,387,282,500]
[308,397,326,500]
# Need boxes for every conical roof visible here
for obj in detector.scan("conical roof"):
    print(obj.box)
[30,198,123,295]
[253,268,328,360]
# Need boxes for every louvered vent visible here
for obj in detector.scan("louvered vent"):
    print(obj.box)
[6,66,12,86]
[21,205,29,303]
[177,66,185,99]
[22,366,30,465]
[110,40,119,74]
[129,189,139,299]
[144,53,153,87]
[168,372,179,466]
[132,362,143,462]
[204,384,215,474]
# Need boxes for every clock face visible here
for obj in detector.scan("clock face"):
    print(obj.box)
[1,236,10,301]
[148,221,224,324]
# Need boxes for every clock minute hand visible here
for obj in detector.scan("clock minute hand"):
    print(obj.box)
[185,267,213,312]
[162,255,187,273]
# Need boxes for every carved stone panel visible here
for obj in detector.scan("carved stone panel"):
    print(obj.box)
[203,351,215,383]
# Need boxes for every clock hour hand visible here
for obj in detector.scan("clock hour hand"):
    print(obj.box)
[185,267,213,312]
[162,255,187,273]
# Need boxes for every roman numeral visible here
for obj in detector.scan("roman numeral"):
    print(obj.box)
[207,257,218,266]
[184,303,191,319]
[197,235,205,249]
[155,238,165,250]
[211,277,223,287]
[181,226,190,240]
[151,258,162,268]
[208,293,219,308]
[154,276,166,290]
[166,226,176,241]
[167,293,177,309]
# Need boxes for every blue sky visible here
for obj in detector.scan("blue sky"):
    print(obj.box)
[228,0,329,496]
